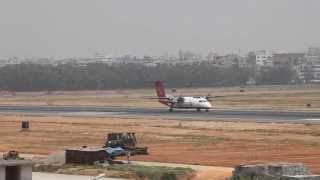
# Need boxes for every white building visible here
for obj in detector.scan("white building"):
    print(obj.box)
[255,50,273,67]
[0,160,33,180]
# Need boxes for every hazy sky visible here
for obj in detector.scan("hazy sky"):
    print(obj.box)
[0,0,319,58]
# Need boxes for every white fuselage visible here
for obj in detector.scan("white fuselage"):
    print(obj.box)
[169,96,212,109]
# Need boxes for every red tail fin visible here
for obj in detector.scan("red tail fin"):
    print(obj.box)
[155,81,166,97]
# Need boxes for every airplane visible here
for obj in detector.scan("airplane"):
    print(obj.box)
[154,81,214,112]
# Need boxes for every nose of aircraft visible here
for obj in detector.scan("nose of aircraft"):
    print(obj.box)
[206,102,212,108]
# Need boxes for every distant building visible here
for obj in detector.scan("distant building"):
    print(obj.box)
[246,51,257,68]
[92,52,116,64]
[307,47,320,56]
[255,50,273,67]
[300,64,320,83]
[177,50,202,61]
[210,54,245,68]
[237,56,248,68]
[305,47,320,65]
[206,52,219,61]
[299,48,320,83]
[273,53,306,76]
[272,53,305,67]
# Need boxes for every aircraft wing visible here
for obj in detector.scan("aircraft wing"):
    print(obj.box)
[205,95,225,102]
[206,96,224,98]
[144,97,171,100]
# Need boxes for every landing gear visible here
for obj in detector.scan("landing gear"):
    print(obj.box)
[205,109,209,112]
[169,104,173,112]
[196,108,201,112]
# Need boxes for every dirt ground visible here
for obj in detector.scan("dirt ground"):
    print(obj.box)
[1,115,320,179]
[0,84,320,111]
[194,167,232,180]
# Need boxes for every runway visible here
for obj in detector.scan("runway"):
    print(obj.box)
[0,105,320,123]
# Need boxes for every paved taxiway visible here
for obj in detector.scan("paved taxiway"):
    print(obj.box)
[0,105,319,123]
[33,172,125,180]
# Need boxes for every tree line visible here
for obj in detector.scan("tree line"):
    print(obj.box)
[0,63,296,91]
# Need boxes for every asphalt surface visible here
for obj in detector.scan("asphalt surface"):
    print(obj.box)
[33,172,126,180]
[0,105,320,123]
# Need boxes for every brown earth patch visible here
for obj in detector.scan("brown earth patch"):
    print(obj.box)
[1,115,320,175]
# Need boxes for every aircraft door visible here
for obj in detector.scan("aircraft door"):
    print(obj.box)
[177,97,185,107]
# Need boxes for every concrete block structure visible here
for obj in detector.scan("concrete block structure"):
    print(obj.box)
[0,160,33,180]
[230,163,320,180]
[65,148,108,165]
